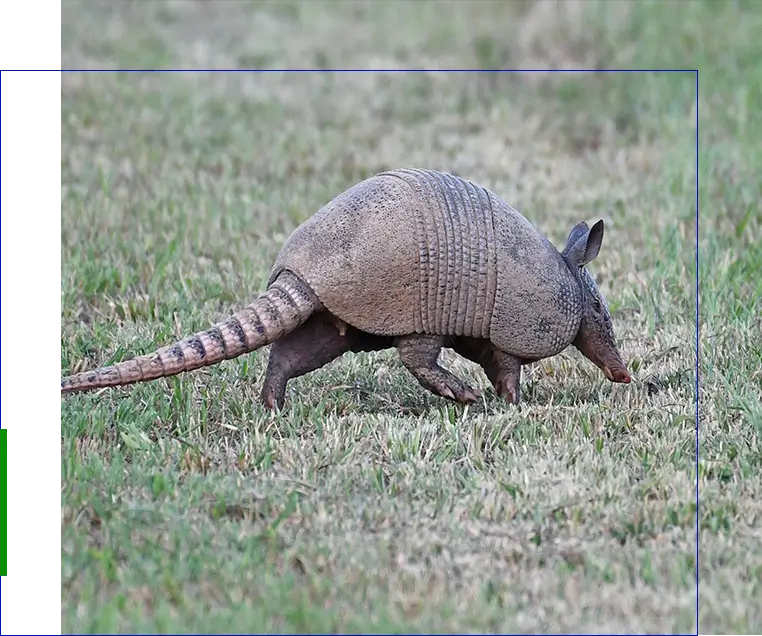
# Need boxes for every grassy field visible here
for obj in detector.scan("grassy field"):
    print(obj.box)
[60,1,760,633]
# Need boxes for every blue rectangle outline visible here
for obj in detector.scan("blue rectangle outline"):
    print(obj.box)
[56,68,700,634]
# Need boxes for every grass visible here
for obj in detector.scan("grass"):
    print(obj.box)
[60,0,760,633]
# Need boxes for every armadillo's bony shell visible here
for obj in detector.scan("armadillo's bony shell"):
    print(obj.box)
[269,169,582,360]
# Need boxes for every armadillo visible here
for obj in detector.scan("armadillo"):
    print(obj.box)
[61,168,631,408]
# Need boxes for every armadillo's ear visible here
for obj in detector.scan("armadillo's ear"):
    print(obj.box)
[564,219,605,268]
[562,221,589,257]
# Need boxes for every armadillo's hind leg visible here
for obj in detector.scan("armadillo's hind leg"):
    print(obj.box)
[452,337,523,405]
[260,313,393,409]
[395,334,481,404]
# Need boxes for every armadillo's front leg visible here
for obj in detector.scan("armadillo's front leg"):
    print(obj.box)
[395,334,481,404]
[452,338,523,405]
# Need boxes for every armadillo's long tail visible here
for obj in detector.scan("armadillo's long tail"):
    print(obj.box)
[61,271,317,395]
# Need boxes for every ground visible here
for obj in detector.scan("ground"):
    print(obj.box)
[61,1,760,633]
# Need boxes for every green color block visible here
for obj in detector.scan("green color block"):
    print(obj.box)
[0,428,56,576]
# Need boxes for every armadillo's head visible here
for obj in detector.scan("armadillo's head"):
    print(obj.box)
[562,219,631,385]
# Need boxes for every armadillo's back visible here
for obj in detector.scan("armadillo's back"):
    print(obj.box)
[269,168,580,352]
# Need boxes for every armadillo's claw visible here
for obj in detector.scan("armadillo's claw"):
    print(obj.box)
[503,387,519,405]
[424,374,481,404]
[260,388,283,411]
[496,378,520,406]
[447,383,481,404]
[462,386,482,403]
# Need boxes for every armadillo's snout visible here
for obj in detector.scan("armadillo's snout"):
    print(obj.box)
[574,338,632,385]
